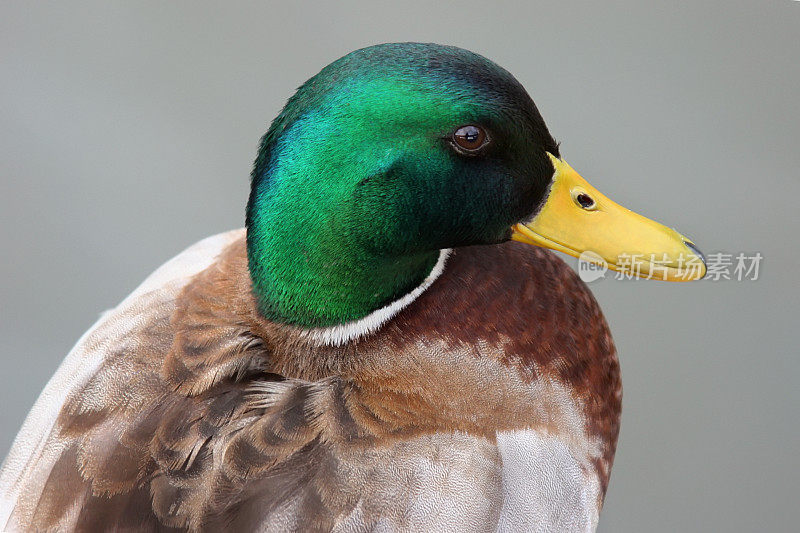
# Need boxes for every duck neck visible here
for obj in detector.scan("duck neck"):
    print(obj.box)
[246,213,442,329]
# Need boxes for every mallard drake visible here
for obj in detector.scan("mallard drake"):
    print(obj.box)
[0,43,705,532]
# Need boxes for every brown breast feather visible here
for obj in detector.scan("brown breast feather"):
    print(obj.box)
[15,235,620,531]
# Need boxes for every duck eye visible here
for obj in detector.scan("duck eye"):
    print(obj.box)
[452,125,488,153]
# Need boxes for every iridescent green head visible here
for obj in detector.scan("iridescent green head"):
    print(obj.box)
[246,42,560,327]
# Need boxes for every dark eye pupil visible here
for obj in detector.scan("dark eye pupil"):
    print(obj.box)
[453,125,486,151]
[462,128,479,142]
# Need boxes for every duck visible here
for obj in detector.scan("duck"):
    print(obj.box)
[0,42,706,532]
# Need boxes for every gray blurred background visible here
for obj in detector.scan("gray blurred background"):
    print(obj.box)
[1,2,798,531]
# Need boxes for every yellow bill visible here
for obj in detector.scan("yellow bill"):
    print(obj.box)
[512,153,706,281]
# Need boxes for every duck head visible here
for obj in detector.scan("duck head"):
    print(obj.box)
[247,43,705,328]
